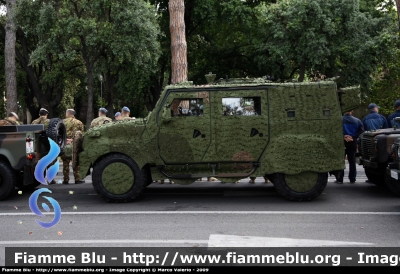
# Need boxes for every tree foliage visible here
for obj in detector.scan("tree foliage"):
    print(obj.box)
[253,0,397,90]
[1,0,399,120]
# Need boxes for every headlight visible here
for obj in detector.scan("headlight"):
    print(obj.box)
[397,147,400,159]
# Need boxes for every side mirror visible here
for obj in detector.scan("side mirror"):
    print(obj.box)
[161,104,171,124]
[339,86,361,114]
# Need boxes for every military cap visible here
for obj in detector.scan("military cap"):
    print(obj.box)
[40,108,49,114]
[99,107,108,114]
[115,112,121,117]
[394,100,400,108]
[122,106,130,112]
[10,112,19,120]
[368,103,379,110]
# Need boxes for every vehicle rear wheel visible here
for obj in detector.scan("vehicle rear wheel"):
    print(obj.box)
[92,153,147,202]
[365,166,386,186]
[385,172,400,196]
[0,161,17,201]
[269,172,328,201]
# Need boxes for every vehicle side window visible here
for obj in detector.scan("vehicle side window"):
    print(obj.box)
[170,98,204,117]
[222,97,261,116]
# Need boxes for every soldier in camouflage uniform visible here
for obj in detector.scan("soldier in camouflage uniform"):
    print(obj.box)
[121,106,135,120]
[0,112,21,126]
[32,108,58,184]
[61,109,85,184]
[31,108,50,129]
[90,108,112,128]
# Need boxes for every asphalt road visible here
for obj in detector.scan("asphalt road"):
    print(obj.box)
[1,162,400,265]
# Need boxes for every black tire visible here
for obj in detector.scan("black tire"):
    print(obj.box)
[0,161,17,201]
[269,172,328,201]
[92,153,147,202]
[365,166,386,186]
[46,118,66,153]
[385,172,400,196]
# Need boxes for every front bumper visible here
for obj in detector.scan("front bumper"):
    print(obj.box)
[355,156,378,168]
[386,167,400,180]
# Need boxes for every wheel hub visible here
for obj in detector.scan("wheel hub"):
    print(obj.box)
[285,172,318,192]
[102,162,135,195]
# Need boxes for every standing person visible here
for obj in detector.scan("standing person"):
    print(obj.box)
[61,109,85,184]
[0,112,20,125]
[362,103,388,131]
[335,110,364,184]
[31,108,50,129]
[387,100,400,128]
[121,106,135,120]
[90,107,112,128]
[32,108,57,184]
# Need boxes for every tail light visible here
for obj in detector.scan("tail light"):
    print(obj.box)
[27,154,34,160]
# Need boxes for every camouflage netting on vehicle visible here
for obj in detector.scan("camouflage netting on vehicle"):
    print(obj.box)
[260,83,345,175]
[78,119,149,176]
[339,86,361,113]
[78,79,348,184]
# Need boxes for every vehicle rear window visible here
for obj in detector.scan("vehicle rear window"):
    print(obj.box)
[222,97,261,116]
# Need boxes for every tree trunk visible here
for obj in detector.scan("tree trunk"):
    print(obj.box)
[105,70,116,118]
[5,0,18,114]
[396,0,400,32]
[86,65,94,130]
[169,0,188,84]
[298,62,306,82]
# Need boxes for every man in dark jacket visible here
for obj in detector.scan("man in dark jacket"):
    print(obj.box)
[362,103,388,131]
[335,110,364,184]
[387,100,400,128]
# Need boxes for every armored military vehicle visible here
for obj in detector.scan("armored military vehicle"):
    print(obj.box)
[385,132,400,196]
[0,119,66,200]
[69,77,360,202]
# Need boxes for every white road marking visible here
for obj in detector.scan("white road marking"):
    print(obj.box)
[208,235,374,247]
[0,239,209,245]
[1,211,399,216]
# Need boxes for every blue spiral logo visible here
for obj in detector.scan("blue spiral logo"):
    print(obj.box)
[30,138,62,228]
[29,188,61,228]
[34,138,60,185]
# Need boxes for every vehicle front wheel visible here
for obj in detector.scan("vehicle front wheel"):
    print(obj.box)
[365,166,386,187]
[92,153,147,202]
[268,172,328,201]
[0,161,17,201]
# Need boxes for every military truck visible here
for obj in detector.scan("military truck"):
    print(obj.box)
[385,133,400,196]
[355,120,400,187]
[0,119,66,200]
[68,77,360,202]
